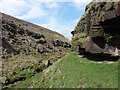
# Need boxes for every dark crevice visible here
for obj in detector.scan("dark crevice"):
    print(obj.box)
[100,16,120,35]
[92,36,106,49]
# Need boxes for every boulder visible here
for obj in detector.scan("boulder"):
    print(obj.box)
[53,39,64,46]
[42,60,52,66]
[63,42,71,48]
[0,76,7,84]
[36,38,47,44]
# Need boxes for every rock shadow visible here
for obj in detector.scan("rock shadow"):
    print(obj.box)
[80,52,120,62]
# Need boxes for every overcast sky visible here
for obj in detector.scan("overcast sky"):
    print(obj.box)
[0,0,91,40]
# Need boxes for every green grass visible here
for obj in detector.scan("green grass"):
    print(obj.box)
[5,52,119,88]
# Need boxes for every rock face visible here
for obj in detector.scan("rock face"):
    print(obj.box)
[71,2,120,56]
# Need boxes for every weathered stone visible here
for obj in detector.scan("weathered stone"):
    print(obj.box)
[37,38,47,44]
[0,76,7,84]
[104,2,114,11]
[37,47,44,54]
[63,42,71,48]
[104,10,116,20]
[115,3,120,16]
[53,39,64,46]
[42,60,52,66]
[44,42,53,49]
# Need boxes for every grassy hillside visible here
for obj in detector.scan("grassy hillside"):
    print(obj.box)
[1,13,71,87]
[4,52,119,88]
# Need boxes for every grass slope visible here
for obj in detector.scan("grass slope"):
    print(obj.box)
[6,52,118,88]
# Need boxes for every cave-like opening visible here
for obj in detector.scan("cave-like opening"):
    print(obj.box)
[100,16,120,49]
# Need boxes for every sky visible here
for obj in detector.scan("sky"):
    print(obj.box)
[0,0,91,40]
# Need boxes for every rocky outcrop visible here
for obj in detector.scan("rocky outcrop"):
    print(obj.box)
[71,2,120,56]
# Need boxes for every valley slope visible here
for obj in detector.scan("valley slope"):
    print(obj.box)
[0,12,71,87]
